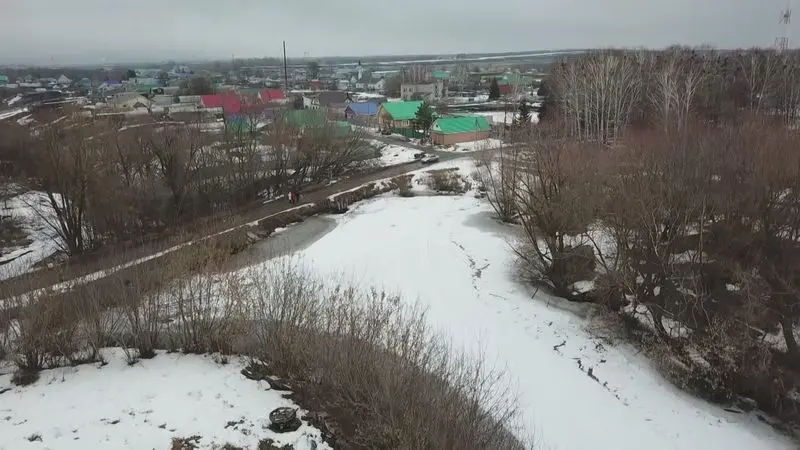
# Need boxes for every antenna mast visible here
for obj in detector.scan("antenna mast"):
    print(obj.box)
[778,3,792,52]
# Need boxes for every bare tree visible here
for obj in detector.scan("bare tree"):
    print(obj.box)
[28,111,104,255]
[147,120,211,221]
[475,146,521,223]
[513,131,601,296]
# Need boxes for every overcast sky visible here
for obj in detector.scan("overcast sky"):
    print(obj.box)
[0,0,788,65]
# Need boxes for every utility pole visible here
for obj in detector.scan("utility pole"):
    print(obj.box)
[283,41,289,91]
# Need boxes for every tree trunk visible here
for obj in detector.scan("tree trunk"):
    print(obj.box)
[651,307,670,340]
[780,315,799,358]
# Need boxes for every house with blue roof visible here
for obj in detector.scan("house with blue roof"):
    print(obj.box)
[345,102,379,119]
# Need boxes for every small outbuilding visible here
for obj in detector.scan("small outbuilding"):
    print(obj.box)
[430,115,491,145]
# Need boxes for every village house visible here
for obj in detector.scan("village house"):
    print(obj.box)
[400,79,447,101]
[430,115,491,145]
[178,95,203,105]
[344,102,380,126]
[108,92,152,110]
[201,93,242,114]
[258,88,288,104]
[281,109,353,136]
[0,75,8,86]
[98,80,123,93]
[377,100,423,136]
[303,91,352,117]
[368,77,386,92]
[152,95,176,107]
[57,75,72,85]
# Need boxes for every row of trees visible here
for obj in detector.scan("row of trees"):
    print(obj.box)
[541,47,800,143]
[0,108,367,257]
[479,48,800,425]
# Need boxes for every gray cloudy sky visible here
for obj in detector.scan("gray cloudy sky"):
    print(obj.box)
[0,0,786,65]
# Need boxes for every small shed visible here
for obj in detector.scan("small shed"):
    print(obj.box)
[430,115,491,145]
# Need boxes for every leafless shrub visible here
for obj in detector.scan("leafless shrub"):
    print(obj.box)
[2,290,90,379]
[475,148,522,222]
[235,260,527,449]
[162,244,246,354]
[426,169,464,193]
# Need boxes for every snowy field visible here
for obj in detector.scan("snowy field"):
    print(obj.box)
[0,348,329,450]
[476,110,540,125]
[257,160,794,450]
[0,190,61,280]
[438,138,504,152]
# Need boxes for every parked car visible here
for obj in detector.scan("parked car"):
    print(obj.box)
[413,152,426,159]
[420,154,440,164]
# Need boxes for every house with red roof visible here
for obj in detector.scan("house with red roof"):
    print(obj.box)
[201,93,241,114]
[259,88,287,104]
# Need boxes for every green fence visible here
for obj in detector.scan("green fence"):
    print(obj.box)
[391,127,425,139]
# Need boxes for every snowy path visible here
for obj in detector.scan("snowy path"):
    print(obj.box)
[270,193,794,450]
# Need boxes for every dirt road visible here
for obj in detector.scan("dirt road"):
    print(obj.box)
[0,160,432,299]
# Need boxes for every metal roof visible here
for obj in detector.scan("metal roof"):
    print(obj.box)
[379,101,423,121]
[346,102,379,116]
[431,115,490,134]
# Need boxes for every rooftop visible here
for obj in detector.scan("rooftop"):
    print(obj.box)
[431,115,490,134]
[379,100,424,121]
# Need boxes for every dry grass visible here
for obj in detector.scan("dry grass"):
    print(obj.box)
[235,260,527,449]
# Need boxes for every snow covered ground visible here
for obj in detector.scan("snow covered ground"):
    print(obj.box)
[351,92,385,101]
[0,348,330,450]
[370,139,421,166]
[256,160,794,450]
[0,107,27,122]
[476,110,540,125]
[438,138,504,153]
[0,190,61,280]
[6,94,23,106]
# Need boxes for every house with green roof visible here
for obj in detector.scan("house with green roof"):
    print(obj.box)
[430,115,491,145]
[377,100,425,137]
[0,75,9,86]
[280,109,352,136]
